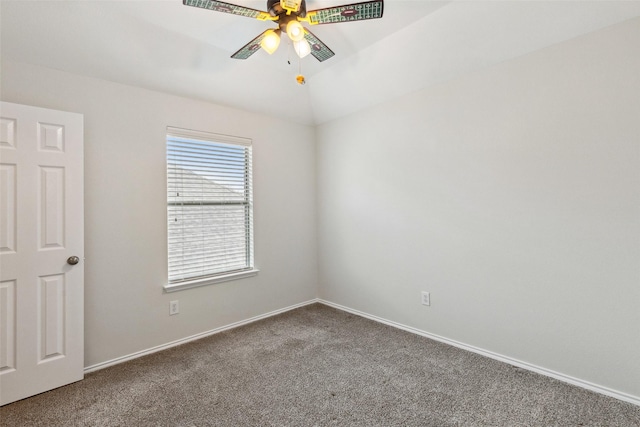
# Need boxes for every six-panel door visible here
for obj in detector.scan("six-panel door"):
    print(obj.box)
[0,102,84,406]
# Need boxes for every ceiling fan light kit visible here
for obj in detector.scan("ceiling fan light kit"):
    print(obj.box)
[183,0,384,83]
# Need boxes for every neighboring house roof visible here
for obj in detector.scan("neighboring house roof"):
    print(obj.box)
[168,166,245,203]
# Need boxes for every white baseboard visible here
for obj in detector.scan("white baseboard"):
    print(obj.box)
[84,298,320,374]
[318,299,640,407]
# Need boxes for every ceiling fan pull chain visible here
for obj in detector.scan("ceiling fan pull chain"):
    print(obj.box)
[296,54,306,85]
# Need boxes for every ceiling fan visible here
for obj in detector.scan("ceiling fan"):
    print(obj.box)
[183,0,384,64]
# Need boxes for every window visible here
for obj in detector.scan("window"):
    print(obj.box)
[165,127,256,292]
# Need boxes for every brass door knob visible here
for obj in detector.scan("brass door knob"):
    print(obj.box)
[67,256,80,265]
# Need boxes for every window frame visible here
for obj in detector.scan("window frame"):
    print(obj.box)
[164,126,258,293]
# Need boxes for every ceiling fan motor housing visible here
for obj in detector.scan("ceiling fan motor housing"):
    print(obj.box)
[268,0,307,17]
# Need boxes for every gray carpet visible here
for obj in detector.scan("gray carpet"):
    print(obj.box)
[1,303,639,426]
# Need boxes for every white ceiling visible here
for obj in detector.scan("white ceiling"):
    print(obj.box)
[2,1,640,125]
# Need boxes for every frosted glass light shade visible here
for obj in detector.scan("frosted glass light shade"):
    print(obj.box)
[286,20,305,42]
[260,30,281,54]
[294,39,311,58]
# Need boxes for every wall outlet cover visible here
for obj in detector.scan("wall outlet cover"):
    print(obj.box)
[170,300,179,315]
[421,292,430,306]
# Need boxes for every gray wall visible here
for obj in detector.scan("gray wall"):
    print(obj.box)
[316,18,640,398]
[1,61,318,367]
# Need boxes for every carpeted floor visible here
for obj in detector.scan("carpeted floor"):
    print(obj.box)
[1,303,639,426]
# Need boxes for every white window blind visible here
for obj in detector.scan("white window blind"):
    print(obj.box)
[166,127,254,287]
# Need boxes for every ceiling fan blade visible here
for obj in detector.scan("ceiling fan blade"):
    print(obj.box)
[303,29,335,62]
[305,0,383,25]
[231,30,271,60]
[183,0,272,21]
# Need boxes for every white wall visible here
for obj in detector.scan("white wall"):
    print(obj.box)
[316,18,640,399]
[1,61,318,367]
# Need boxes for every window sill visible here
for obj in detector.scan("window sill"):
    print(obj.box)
[163,269,259,293]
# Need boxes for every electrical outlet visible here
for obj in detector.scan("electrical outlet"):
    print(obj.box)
[169,300,179,315]
[421,292,430,306]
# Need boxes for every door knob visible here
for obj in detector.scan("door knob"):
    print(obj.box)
[67,256,80,265]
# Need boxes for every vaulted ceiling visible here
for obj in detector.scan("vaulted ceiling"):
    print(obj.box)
[2,1,640,125]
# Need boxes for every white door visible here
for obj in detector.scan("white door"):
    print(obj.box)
[0,102,84,406]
